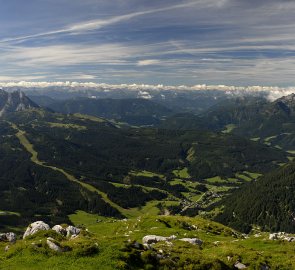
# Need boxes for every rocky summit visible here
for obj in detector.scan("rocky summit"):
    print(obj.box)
[0,89,38,117]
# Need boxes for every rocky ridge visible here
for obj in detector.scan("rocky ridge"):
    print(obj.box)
[0,89,38,117]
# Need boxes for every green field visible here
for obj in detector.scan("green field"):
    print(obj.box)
[250,137,260,142]
[172,168,190,179]
[47,122,87,130]
[221,124,236,134]
[129,170,165,179]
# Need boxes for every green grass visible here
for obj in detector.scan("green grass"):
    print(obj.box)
[250,137,260,142]
[235,173,253,182]
[242,171,262,180]
[47,122,87,130]
[264,135,277,142]
[221,124,236,134]
[188,194,202,201]
[206,176,226,184]
[0,210,20,216]
[3,214,295,269]
[172,168,190,179]
[169,178,184,186]
[73,113,106,123]
[129,170,165,179]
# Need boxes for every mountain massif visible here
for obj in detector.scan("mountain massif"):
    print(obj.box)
[0,89,295,269]
[0,89,38,117]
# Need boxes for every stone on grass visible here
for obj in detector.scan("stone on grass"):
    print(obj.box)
[234,261,247,269]
[23,221,50,239]
[0,232,16,243]
[52,225,67,236]
[179,238,203,246]
[66,225,81,238]
[142,235,177,245]
[47,237,62,252]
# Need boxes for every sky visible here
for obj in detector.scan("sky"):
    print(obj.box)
[1,0,295,86]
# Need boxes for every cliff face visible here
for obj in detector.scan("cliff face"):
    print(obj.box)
[0,89,38,117]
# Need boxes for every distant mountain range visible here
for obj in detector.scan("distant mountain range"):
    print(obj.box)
[43,98,174,126]
[27,89,233,114]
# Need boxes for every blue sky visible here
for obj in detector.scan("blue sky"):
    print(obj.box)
[1,0,295,86]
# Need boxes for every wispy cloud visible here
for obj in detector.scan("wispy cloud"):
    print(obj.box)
[0,1,204,44]
[137,59,161,66]
[1,0,295,85]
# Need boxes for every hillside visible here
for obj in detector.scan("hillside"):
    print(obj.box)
[216,161,295,233]
[0,103,288,228]
[161,94,295,151]
[1,214,295,270]
[46,98,174,126]
[23,88,233,114]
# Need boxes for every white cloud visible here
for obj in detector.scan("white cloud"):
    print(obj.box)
[0,44,139,68]
[0,80,294,101]
[137,59,161,66]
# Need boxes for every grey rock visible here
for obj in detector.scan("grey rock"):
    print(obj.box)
[46,237,62,252]
[142,235,177,245]
[52,225,67,236]
[234,261,247,269]
[66,226,81,238]
[179,238,203,246]
[269,233,278,240]
[23,221,50,239]
[6,232,16,243]
[0,232,17,243]
[0,234,6,241]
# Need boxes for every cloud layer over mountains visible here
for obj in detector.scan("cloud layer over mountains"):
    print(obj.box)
[0,81,294,101]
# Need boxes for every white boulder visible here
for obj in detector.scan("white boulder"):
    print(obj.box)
[23,221,50,239]
[234,261,247,269]
[179,238,203,246]
[142,235,177,245]
[52,225,67,236]
[269,233,278,240]
[284,236,295,242]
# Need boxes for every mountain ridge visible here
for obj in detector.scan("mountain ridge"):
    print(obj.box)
[0,89,39,117]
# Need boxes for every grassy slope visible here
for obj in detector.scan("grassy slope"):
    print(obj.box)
[10,122,137,218]
[1,213,295,269]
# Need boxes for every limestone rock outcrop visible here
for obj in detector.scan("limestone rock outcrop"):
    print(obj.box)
[23,221,50,239]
